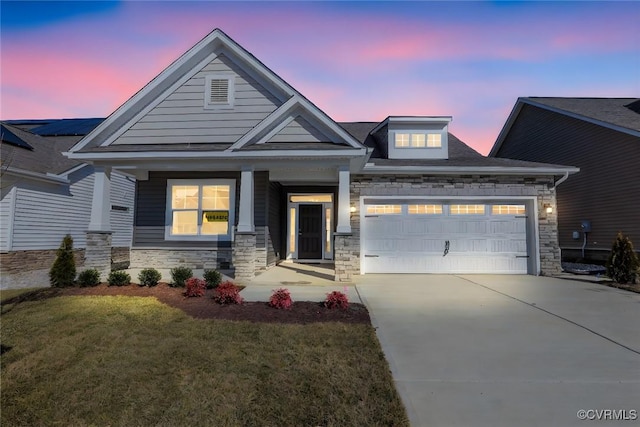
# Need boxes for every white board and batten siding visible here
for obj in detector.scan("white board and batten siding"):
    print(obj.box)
[362,200,530,274]
[7,166,134,251]
[115,53,284,145]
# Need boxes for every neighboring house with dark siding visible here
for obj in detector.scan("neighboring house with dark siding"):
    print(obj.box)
[65,29,578,283]
[490,97,640,261]
[0,120,135,289]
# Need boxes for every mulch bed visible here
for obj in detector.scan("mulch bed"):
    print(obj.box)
[14,284,371,325]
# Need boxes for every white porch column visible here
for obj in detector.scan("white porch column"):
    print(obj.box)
[237,167,255,233]
[88,166,112,232]
[336,166,351,233]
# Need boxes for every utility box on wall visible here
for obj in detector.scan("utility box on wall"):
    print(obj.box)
[580,220,592,233]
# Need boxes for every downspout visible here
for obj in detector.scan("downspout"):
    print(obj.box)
[552,171,569,189]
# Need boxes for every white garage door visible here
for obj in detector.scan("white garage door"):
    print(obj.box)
[362,202,528,274]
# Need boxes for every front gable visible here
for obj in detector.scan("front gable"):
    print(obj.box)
[69,29,364,158]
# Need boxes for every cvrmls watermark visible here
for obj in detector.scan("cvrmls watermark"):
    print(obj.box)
[577,409,637,421]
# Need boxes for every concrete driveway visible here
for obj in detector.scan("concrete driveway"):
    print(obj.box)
[356,275,640,427]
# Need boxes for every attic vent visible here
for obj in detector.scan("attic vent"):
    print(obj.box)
[204,74,235,109]
[209,79,229,103]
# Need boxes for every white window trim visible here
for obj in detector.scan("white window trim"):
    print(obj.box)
[165,179,236,241]
[204,74,235,110]
[393,131,442,149]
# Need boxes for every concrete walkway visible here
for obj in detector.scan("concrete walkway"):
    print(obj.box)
[240,263,358,303]
[356,274,640,427]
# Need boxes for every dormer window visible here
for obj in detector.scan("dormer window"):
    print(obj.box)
[204,74,235,109]
[394,133,442,148]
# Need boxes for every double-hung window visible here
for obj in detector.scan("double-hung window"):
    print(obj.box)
[165,179,235,240]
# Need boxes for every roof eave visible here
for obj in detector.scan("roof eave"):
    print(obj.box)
[360,164,579,176]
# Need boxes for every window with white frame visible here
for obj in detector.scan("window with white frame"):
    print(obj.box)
[204,74,235,109]
[394,132,442,148]
[166,179,235,240]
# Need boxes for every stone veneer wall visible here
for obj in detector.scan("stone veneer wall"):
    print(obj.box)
[233,233,257,283]
[335,174,562,279]
[0,246,130,289]
[130,248,233,270]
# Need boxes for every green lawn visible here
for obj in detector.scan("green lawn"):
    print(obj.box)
[0,287,46,303]
[1,295,408,426]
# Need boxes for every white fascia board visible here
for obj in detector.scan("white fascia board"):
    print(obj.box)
[64,148,367,161]
[58,163,91,178]
[4,167,70,184]
[521,98,640,138]
[227,96,300,150]
[361,164,579,176]
[388,116,453,124]
[295,96,364,149]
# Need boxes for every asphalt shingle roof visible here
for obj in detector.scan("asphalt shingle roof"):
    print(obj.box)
[525,97,640,133]
[1,122,83,175]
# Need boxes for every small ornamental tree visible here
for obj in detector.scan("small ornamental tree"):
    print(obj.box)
[49,234,76,287]
[184,277,206,297]
[606,232,639,284]
[213,281,243,305]
[269,288,292,310]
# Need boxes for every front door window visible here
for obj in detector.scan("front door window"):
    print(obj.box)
[287,194,333,260]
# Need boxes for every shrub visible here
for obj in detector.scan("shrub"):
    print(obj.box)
[268,288,292,310]
[324,291,349,309]
[213,281,243,305]
[138,268,162,287]
[606,232,639,284]
[77,269,100,287]
[170,266,193,287]
[108,271,131,286]
[49,234,76,287]
[203,269,222,289]
[184,277,206,297]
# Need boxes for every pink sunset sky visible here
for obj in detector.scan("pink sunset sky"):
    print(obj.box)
[2,1,639,154]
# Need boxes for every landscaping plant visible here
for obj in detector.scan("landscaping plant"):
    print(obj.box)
[203,269,222,289]
[170,266,193,287]
[325,290,349,309]
[49,234,76,287]
[138,268,162,287]
[184,277,206,297]
[77,269,100,287]
[213,281,243,305]
[269,288,293,310]
[606,232,639,284]
[107,271,131,286]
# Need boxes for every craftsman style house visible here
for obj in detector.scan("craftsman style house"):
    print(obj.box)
[66,29,577,282]
[490,97,639,261]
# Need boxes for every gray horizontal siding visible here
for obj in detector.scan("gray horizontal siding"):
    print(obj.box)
[267,117,329,143]
[0,188,15,251]
[133,171,241,248]
[116,53,282,146]
[9,167,134,250]
[495,104,640,252]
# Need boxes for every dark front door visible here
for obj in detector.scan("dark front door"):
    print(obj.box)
[298,204,323,259]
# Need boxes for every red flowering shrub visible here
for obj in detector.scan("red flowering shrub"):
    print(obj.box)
[324,291,349,309]
[213,281,244,305]
[184,277,206,297]
[268,288,292,310]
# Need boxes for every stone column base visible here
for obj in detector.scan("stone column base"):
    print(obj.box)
[233,232,256,284]
[334,234,358,282]
[85,231,112,281]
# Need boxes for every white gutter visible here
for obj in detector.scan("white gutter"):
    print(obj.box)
[64,148,367,160]
[3,167,70,185]
[360,164,579,176]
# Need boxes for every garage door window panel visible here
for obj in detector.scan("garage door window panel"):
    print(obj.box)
[408,204,443,215]
[492,205,526,215]
[450,204,486,215]
[366,205,402,215]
